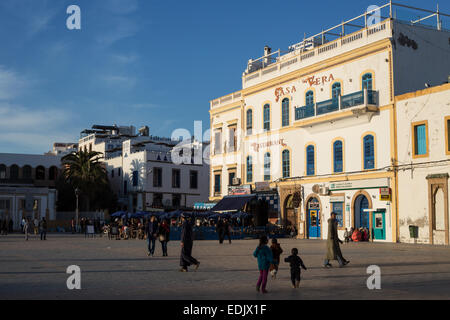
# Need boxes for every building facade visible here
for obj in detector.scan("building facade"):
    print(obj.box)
[396,83,450,245]
[78,124,210,213]
[0,153,61,230]
[209,2,450,242]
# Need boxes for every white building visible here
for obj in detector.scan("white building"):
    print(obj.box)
[78,124,210,212]
[209,2,450,242]
[396,83,450,245]
[0,153,61,230]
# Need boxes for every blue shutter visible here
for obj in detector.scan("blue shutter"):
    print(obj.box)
[415,124,426,155]
[264,153,271,181]
[364,135,374,169]
[264,104,270,131]
[307,145,315,175]
[306,91,314,106]
[333,141,343,173]
[247,156,252,182]
[282,99,289,127]
[282,150,290,178]
[246,109,252,134]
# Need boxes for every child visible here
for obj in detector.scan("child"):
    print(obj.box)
[284,248,307,288]
[344,228,350,243]
[253,235,273,294]
[269,238,283,279]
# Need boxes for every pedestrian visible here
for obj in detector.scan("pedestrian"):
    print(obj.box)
[158,219,170,257]
[269,238,283,279]
[8,219,13,233]
[323,212,349,268]
[284,248,307,288]
[71,218,75,234]
[40,217,47,240]
[253,235,273,294]
[33,217,39,235]
[21,218,25,233]
[223,219,232,244]
[24,218,30,241]
[344,228,350,243]
[216,218,225,244]
[145,215,159,256]
[179,214,200,272]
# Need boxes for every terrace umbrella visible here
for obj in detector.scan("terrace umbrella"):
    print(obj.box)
[111,211,126,218]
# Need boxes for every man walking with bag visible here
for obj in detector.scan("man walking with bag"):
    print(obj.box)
[324,212,349,268]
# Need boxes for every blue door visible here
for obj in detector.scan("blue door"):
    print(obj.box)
[359,196,369,228]
[308,198,321,238]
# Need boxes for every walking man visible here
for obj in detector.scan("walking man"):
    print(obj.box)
[324,212,349,268]
[24,218,30,241]
[145,215,159,256]
[179,213,200,272]
[40,217,47,240]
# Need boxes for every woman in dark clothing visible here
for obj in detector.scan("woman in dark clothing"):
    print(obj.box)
[179,214,200,272]
[159,219,170,256]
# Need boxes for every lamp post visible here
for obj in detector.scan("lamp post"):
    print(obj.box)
[75,187,80,233]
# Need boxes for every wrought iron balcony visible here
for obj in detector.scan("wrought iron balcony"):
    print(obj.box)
[295,89,377,121]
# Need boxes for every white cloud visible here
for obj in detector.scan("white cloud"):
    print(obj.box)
[111,53,138,64]
[101,74,137,89]
[0,66,28,100]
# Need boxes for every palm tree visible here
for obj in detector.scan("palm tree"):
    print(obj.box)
[62,150,108,212]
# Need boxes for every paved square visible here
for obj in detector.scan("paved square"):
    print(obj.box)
[1,234,450,300]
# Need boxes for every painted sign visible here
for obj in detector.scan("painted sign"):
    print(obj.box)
[275,86,297,102]
[228,184,252,196]
[379,188,391,201]
[308,202,320,209]
[329,178,389,191]
[254,182,271,192]
[251,139,287,152]
[302,74,335,87]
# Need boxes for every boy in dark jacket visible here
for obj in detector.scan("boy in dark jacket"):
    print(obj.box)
[284,248,307,288]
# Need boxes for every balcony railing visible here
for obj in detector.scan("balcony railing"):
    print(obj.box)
[295,89,377,121]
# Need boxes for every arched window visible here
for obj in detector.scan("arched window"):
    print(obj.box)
[36,166,46,180]
[49,166,58,180]
[362,73,373,90]
[333,140,343,173]
[363,135,375,169]
[305,91,314,106]
[282,149,290,178]
[282,98,290,127]
[306,145,315,176]
[332,82,341,100]
[264,153,271,181]
[246,156,253,183]
[246,109,253,135]
[23,165,32,179]
[0,164,6,179]
[10,165,19,179]
[263,104,270,131]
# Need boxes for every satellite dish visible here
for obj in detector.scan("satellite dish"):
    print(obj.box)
[312,184,320,194]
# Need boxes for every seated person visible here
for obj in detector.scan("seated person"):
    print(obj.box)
[352,228,362,242]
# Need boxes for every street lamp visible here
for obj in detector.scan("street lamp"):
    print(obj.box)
[75,187,80,233]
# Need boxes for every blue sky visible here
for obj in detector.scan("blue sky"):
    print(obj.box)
[0,0,448,154]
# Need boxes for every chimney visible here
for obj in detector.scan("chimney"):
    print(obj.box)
[263,46,271,66]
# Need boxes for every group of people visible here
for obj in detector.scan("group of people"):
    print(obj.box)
[22,217,47,241]
[216,218,232,244]
[0,218,13,235]
[344,226,370,242]
[252,211,349,293]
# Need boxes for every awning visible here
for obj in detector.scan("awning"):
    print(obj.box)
[211,195,256,212]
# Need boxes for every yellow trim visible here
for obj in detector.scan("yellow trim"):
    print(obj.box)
[209,101,242,116]
[395,82,450,102]
[278,171,394,187]
[330,79,344,99]
[359,69,376,91]
[331,137,345,174]
[245,154,253,184]
[361,131,377,171]
[445,116,450,156]
[262,101,272,132]
[411,120,429,159]
[304,142,317,176]
[245,107,253,135]
[263,151,271,181]
[304,88,316,105]
[242,39,391,98]
[281,147,292,178]
[227,119,238,126]
[226,164,238,169]
[280,95,292,128]
[213,123,223,129]
[212,166,223,171]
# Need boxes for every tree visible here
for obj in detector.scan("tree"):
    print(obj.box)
[61,150,110,212]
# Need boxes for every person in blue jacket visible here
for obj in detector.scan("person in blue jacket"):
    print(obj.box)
[145,215,159,256]
[253,235,273,294]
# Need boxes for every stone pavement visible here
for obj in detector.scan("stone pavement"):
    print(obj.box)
[1,233,450,300]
